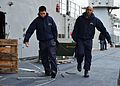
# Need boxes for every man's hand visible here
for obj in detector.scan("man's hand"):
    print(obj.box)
[25,42,29,47]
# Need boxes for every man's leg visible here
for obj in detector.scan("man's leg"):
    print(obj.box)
[75,39,85,72]
[48,39,57,78]
[104,40,107,50]
[39,42,51,76]
[84,40,92,77]
[100,40,104,50]
[37,50,41,63]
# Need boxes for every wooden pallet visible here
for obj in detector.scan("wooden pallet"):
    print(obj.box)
[0,39,18,73]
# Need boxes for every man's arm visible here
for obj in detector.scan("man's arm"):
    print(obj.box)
[96,18,113,46]
[23,19,37,47]
[51,18,58,41]
[72,17,79,42]
[51,17,59,46]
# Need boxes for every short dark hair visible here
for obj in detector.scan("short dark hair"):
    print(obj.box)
[39,6,46,12]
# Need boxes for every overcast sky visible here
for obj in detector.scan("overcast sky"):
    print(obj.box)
[73,0,120,18]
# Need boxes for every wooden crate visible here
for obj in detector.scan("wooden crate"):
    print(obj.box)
[0,39,18,73]
[0,68,18,73]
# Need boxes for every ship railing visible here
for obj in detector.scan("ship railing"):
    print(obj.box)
[58,0,82,18]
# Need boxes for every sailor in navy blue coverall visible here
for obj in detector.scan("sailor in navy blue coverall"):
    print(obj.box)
[24,6,58,78]
[99,33,107,50]
[72,6,113,78]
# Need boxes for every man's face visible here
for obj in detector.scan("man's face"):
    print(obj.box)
[39,11,47,18]
[86,7,93,17]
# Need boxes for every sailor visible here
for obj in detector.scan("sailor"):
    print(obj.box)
[24,6,58,78]
[72,6,113,78]
[56,3,60,12]
[99,32,107,50]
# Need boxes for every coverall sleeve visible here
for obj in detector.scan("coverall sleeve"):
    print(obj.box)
[23,19,37,43]
[96,18,112,44]
[72,17,79,42]
[51,18,58,41]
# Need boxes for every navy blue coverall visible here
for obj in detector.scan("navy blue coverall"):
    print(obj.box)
[99,33,107,50]
[24,13,58,74]
[72,12,112,71]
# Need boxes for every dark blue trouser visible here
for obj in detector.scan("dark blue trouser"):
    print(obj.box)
[75,39,92,70]
[39,39,57,73]
[100,40,107,50]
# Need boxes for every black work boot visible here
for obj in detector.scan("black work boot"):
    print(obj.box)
[45,70,51,76]
[45,72,51,76]
[51,71,57,78]
[105,48,107,50]
[77,64,82,72]
[84,70,89,78]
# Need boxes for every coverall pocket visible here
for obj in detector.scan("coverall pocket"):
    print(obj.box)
[50,39,56,47]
